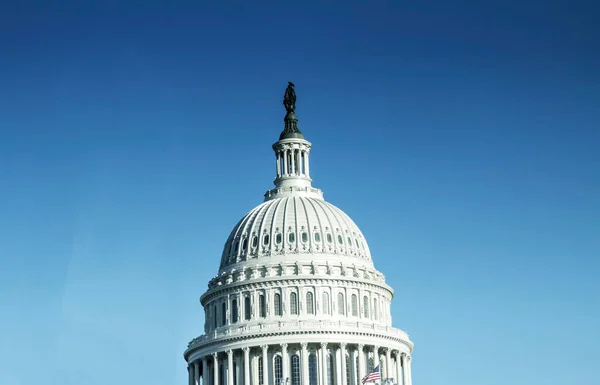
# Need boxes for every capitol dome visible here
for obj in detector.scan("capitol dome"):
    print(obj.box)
[219,196,373,272]
[184,83,414,385]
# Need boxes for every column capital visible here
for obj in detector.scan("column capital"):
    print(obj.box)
[261,344,269,351]
[243,346,250,354]
[358,343,364,350]
[227,349,233,356]
[301,342,308,350]
[212,352,218,360]
[281,343,288,350]
[320,342,328,349]
[340,342,347,350]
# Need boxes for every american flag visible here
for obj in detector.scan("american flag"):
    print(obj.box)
[362,364,381,384]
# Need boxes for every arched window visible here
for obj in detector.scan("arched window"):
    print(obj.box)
[290,292,298,315]
[337,293,345,315]
[244,296,251,320]
[274,355,283,385]
[363,296,369,318]
[213,304,217,328]
[351,294,358,316]
[373,298,378,320]
[309,353,318,385]
[259,294,266,318]
[258,356,264,385]
[231,299,238,323]
[274,293,282,316]
[221,302,227,326]
[327,353,335,385]
[346,354,352,385]
[306,292,314,315]
[368,356,374,373]
[322,292,330,315]
[291,354,301,385]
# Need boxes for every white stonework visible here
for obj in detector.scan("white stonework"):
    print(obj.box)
[184,99,414,385]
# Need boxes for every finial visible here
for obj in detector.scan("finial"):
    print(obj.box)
[280,82,304,139]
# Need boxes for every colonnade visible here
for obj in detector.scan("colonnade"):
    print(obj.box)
[276,147,310,178]
[188,343,412,385]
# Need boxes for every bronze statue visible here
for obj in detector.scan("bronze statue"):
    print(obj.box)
[283,82,296,113]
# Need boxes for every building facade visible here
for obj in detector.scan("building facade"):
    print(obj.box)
[183,84,414,385]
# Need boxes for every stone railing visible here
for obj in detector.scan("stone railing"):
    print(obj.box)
[187,319,410,349]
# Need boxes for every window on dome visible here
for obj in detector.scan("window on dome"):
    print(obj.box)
[337,235,343,245]
[276,233,282,244]
[351,294,358,316]
[373,298,378,320]
[347,236,352,246]
[326,233,333,243]
[221,302,227,326]
[291,354,301,385]
[338,293,345,315]
[314,232,321,242]
[242,238,248,251]
[244,296,251,320]
[363,296,369,318]
[263,234,270,245]
[306,292,315,314]
[274,293,282,316]
[309,354,318,385]
[231,299,238,323]
[259,294,266,318]
[322,292,330,315]
[290,292,298,315]
[327,353,335,385]
[288,232,296,243]
[252,236,258,248]
[258,357,264,385]
[234,241,239,253]
[346,354,352,385]
[274,355,283,385]
[213,304,217,328]
[355,239,359,248]
[301,232,308,243]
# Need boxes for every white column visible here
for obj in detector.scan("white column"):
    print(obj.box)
[228,350,234,385]
[283,150,288,176]
[406,355,412,385]
[189,364,194,385]
[262,345,269,385]
[301,343,309,385]
[373,346,380,371]
[296,149,301,175]
[282,343,289,383]
[357,344,364,385]
[244,347,251,385]
[213,353,219,385]
[385,349,391,381]
[194,361,200,385]
[340,343,347,385]
[394,353,401,385]
[304,151,310,178]
[321,343,328,385]
[401,354,408,385]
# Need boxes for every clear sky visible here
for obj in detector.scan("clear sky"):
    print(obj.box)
[1,1,598,385]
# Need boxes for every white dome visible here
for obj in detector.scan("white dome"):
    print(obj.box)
[219,196,373,272]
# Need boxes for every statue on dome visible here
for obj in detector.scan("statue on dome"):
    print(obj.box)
[283,82,296,113]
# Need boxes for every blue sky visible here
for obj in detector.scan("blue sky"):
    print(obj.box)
[1,1,599,384]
